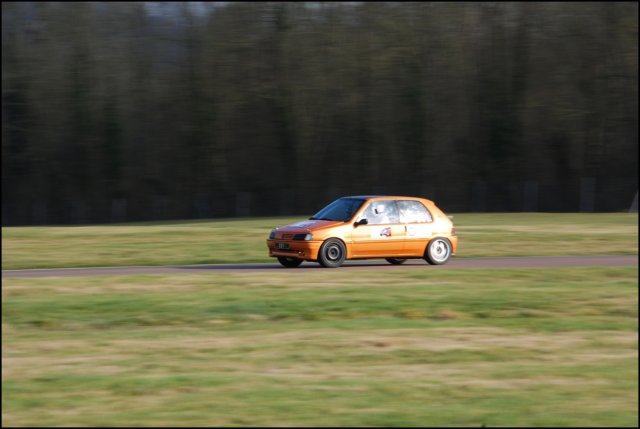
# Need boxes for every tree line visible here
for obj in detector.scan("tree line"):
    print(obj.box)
[2,2,638,225]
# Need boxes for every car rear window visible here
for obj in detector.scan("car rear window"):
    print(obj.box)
[397,200,433,223]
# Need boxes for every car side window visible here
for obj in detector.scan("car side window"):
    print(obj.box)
[360,200,400,225]
[397,200,433,223]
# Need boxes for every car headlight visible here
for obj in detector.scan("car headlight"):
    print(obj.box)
[269,229,276,239]
[293,233,313,241]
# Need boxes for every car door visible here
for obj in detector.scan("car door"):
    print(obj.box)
[398,200,435,256]
[351,200,406,257]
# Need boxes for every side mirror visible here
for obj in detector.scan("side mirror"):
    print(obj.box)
[354,218,368,227]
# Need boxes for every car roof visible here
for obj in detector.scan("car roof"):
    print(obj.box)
[344,195,433,203]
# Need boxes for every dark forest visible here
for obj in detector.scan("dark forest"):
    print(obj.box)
[2,2,638,225]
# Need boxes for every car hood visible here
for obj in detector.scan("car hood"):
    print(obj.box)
[275,219,345,234]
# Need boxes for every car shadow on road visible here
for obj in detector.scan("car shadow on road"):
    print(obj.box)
[175,260,432,271]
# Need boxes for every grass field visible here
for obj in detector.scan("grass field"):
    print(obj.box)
[2,213,638,426]
[2,267,637,426]
[2,213,638,269]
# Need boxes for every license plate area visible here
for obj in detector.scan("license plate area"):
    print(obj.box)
[276,242,290,250]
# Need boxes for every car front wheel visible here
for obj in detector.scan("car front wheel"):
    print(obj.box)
[277,256,303,268]
[318,238,346,268]
[385,258,407,265]
[424,238,452,265]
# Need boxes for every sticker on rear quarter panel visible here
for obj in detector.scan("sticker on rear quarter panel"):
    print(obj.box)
[406,224,432,238]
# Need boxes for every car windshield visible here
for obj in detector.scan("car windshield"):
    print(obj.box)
[309,198,366,222]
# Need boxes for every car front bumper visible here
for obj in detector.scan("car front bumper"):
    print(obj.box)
[267,239,322,261]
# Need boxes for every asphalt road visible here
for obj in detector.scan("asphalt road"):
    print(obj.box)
[2,255,637,278]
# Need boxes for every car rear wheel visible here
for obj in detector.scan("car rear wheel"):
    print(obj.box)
[318,238,346,268]
[424,238,452,265]
[277,256,303,268]
[385,258,407,265]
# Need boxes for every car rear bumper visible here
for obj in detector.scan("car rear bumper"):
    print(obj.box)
[267,239,322,260]
[449,235,458,255]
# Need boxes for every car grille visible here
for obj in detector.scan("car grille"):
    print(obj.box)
[277,233,307,240]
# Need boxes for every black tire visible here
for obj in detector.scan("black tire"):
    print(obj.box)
[385,258,407,265]
[277,256,303,268]
[318,238,346,268]
[424,237,452,265]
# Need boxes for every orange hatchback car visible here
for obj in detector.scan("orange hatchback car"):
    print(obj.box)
[267,195,458,268]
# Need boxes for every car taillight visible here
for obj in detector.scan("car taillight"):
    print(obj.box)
[451,227,456,235]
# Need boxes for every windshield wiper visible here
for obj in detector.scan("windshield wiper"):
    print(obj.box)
[309,217,336,221]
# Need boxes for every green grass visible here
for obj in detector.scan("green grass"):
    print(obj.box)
[2,267,638,426]
[2,213,638,269]
[2,214,638,425]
